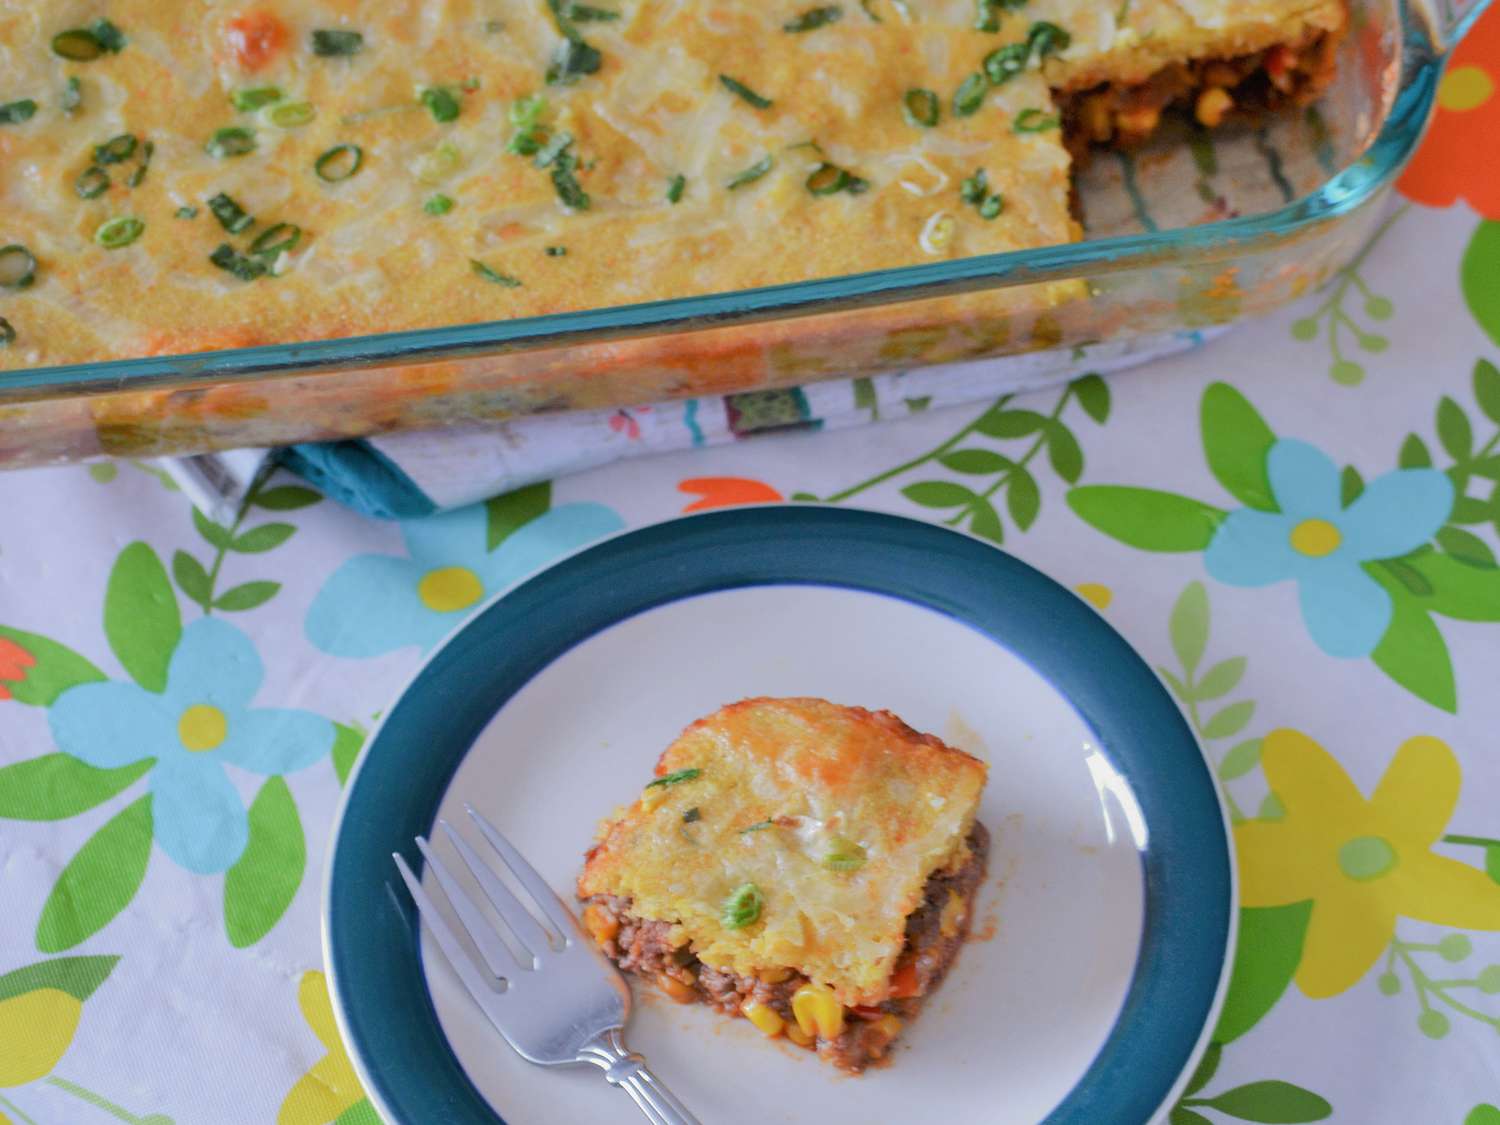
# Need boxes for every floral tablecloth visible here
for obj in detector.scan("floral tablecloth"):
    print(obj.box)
[5,12,1500,1125]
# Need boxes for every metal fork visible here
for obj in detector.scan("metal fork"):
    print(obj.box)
[394,804,701,1125]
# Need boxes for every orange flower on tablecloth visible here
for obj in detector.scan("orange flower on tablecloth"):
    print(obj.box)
[1398,3,1500,216]
[678,477,784,512]
[0,637,36,701]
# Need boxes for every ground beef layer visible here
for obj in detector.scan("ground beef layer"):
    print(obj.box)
[1058,26,1345,159]
[582,822,990,1073]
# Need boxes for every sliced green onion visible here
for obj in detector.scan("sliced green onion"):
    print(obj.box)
[647,767,702,789]
[739,819,774,834]
[94,133,137,165]
[52,29,103,61]
[420,86,461,123]
[568,4,620,19]
[727,154,773,190]
[806,163,849,195]
[175,206,198,219]
[902,88,939,128]
[859,0,882,21]
[75,167,110,199]
[315,144,363,182]
[206,126,256,158]
[984,42,1028,85]
[975,0,999,31]
[959,168,988,203]
[0,316,14,347]
[719,75,773,110]
[311,29,364,56]
[682,807,701,824]
[0,244,38,289]
[546,37,602,86]
[471,259,522,287]
[545,245,567,256]
[510,93,547,128]
[424,193,455,216]
[264,101,316,128]
[822,837,868,872]
[549,151,591,210]
[666,173,685,204]
[90,19,126,53]
[953,73,987,116]
[978,193,1004,219]
[533,130,573,169]
[1027,20,1071,58]
[0,100,37,125]
[208,193,254,234]
[209,243,267,281]
[1013,107,1059,132]
[251,223,302,258]
[232,86,283,112]
[784,6,842,31]
[126,140,154,187]
[720,883,764,929]
[61,77,83,114]
[94,216,144,249]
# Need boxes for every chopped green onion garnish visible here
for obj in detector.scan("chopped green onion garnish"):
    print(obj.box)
[666,173,686,204]
[413,140,463,183]
[126,140,154,187]
[974,0,1024,32]
[206,126,256,158]
[424,193,455,216]
[232,86,283,112]
[806,162,867,196]
[75,167,110,199]
[568,4,620,19]
[859,0,882,20]
[311,29,364,56]
[953,73,987,116]
[209,243,267,281]
[175,206,198,219]
[264,101,316,128]
[1027,20,1070,58]
[51,21,125,61]
[545,245,567,256]
[727,154,773,190]
[208,193,254,234]
[533,130,573,168]
[1013,107,1059,132]
[720,883,764,929]
[549,149,591,210]
[90,19,126,53]
[984,42,1028,85]
[978,193,1004,219]
[546,37,602,86]
[420,86,461,123]
[902,88,939,128]
[94,134,137,165]
[0,100,37,125]
[682,807,701,824]
[510,93,547,128]
[251,223,302,258]
[94,216,144,250]
[739,819,774,834]
[471,259,522,287]
[0,317,13,347]
[647,767,702,789]
[485,18,506,32]
[719,75,773,110]
[784,6,842,31]
[315,144,363,181]
[960,168,988,203]
[61,77,83,114]
[0,244,37,289]
[822,837,867,872]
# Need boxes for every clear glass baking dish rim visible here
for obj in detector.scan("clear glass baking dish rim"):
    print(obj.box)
[0,0,1482,401]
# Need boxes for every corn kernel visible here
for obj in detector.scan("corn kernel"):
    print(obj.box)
[785,1023,814,1048]
[657,973,697,1004]
[581,904,619,946]
[1194,87,1234,128]
[875,1014,902,1039]
[757,967,792,984]
[741,1000,785,1037]
[939,890,968,939]
[791,982,846,1040]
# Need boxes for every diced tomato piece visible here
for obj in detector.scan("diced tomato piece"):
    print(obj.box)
[1265,45,1296,80]
[889,962,921,999]
[225,10,288,72]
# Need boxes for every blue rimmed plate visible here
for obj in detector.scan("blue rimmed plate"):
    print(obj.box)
[324,506,1233,1125]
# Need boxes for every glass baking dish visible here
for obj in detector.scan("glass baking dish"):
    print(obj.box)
[0,0,1486,468]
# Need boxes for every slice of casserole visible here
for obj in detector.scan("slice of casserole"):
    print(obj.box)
[577,697,989,1072]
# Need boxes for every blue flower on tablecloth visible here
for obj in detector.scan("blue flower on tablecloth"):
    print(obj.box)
[48,619,333,874]
[1204,439,1452,658]
[304,501,623,658]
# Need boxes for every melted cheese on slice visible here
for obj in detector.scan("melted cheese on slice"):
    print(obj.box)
[578,698,987,1006]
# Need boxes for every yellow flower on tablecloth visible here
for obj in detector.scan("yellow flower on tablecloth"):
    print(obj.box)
[278,971,376,1125]
[1236,730,1500,999]
[0,988,81,1087]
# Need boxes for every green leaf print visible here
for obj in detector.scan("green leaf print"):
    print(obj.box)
[1213,901,1312,1044]
[1195,1081,1332,1122]
[224,777,306,948]
[1339,466,1364,507]
[967,501,1005,545]
[231,522,296,554]
[1194,657,1247,700]
[486,480,552,551]
[214,581,282,612]
[171,551,213,611]
[1466,1106,1500,1125]
[1201,700,1255,739]
[938,448,1011,475]
[335,1101,384,1125]
[0,955,119,1003]
[104,543,180,693]
[1005,466,1041,530]
[1067,487,1226,551]
[1436,526,1497,569]
[253,485,323,511]
[1369,566,1457,712]
[1182,1042,1221,1097]
[331,722,367,785]
[1170,1111,1213,1125]
[1461,220,1500,348]
[1399,433,1434,468]
[1201,383,1276,510]
[0,755,152,821]
[192,506,234,550]
[1219,739,1263,780]
[1169,581,1209,675]
[1044,421,1084,484]
[36,795,153,952]
[902,481,977,508]
[1072,372,1111,423]
[1475,359,1500,425]
[1438,396,1475,462]
[973,407,1048,438]
[0,626,105,707]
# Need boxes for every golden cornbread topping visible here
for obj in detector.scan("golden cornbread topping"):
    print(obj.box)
[577,697,987,1006]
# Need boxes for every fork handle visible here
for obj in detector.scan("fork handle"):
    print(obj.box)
[583,1029,702,1125]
